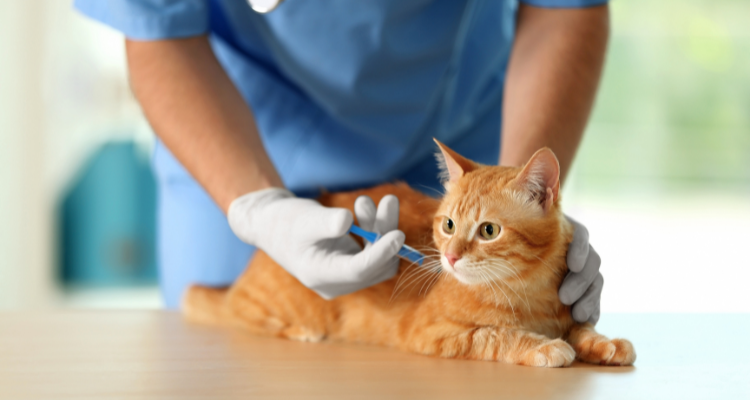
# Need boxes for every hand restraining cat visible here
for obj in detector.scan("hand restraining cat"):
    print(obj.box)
[183,140,636,367]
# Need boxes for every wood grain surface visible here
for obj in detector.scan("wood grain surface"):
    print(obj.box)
[0,312,748,399]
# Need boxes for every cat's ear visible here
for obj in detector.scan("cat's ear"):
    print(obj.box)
[514,148,560,213]
[433,138,478,185]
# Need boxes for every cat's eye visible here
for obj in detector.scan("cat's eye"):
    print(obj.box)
[442,217,455,235]
[479,222,500,240]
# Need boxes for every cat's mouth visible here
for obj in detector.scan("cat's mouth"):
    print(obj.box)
[441,257,516,286]
[441,257,484,285]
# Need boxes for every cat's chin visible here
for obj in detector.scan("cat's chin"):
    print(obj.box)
[441,259,486,286]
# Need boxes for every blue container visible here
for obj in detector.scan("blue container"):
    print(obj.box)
[60,141,157,286]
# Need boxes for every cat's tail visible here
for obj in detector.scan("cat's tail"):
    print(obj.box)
[182,285,231,325]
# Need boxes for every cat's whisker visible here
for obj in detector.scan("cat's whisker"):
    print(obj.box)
[411,249,441,257]
[391,263,428,297]
[485,261,531,314]
[498,260,522,280]
[393,267,440,300]
[499,259,532,315]
[411,260,442,272]
[421,270,444,296]
[418,267,441,296]
[414,247,441,252]
[412,256,440,263]
[397,254,441,283]
[413,252,442,260]
[390,263,442,302]
[484,259,523,289]
[411,245,440,251]
[485,266,531,317]
[475,269,498,304]
[411,247,442,256]
[390,269,427,303]
[404,248,443,280]
[391,265,430,298]
[477,266,517,320]
[409,251,441,262]
[485,258,521,280]
[414,184,445,198]
[532,254,558,276]
[477,268,516,321]
[417,258,445,296]
[403,254,438,270]
[485,261,540,326]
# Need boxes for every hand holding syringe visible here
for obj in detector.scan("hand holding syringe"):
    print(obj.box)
[349,224,424,266]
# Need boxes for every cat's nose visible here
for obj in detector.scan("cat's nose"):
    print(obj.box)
[445,253,461,267]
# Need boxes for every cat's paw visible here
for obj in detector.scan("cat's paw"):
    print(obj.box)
[575,337,636,366]
[282,326,326,343]
[522,339,576,368]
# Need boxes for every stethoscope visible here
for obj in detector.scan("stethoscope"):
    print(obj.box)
[247,0,284,13]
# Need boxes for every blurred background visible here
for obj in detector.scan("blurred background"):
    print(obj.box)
[0,0,747,311]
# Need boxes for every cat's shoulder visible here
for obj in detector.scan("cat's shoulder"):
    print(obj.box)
[318,182,439,210]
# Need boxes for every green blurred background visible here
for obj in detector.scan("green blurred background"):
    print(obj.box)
[573,0,749,197]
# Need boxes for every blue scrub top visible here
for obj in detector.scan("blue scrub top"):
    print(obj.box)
[75,0,607,307]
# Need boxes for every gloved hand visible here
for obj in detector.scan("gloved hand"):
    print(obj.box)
[559,216,603,324]
[353,194,401,268]
[228,188,405,299]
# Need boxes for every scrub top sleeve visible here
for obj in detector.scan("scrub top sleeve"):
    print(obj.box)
[73,0,209,40]
[519,0,608,8]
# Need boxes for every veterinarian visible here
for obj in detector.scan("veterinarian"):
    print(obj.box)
[75,0,608,321]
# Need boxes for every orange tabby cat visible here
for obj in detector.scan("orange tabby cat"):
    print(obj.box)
[183,140,635,367]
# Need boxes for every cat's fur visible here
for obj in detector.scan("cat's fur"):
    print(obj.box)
[183,141,635,367]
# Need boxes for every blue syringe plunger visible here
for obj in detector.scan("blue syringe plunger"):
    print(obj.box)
[348,224,424,266]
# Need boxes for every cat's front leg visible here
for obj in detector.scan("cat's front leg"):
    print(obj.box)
[406,325,575,367]
[566,323,636,366]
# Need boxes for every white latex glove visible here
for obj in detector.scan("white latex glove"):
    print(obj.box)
[228,188,405,299]
[559,216,604,324]
[353,194,400,267]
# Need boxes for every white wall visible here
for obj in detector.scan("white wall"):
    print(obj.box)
[0,1,149,309]
[0,2,51,309]
[563,191,750,313]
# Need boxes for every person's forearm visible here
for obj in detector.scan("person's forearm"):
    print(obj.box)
[501,4,609,183]
[126,36,283,213]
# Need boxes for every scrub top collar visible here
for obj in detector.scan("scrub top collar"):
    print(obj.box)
[247,0,284,13]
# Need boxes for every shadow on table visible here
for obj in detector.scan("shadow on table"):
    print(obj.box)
[570,361,636,374]
[154,323,635,400]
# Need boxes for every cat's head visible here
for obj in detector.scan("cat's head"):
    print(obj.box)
[432,139,567,285]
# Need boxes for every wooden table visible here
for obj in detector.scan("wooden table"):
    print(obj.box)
[1,312,748,399]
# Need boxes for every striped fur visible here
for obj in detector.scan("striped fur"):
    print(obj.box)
[183,144,635,367]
